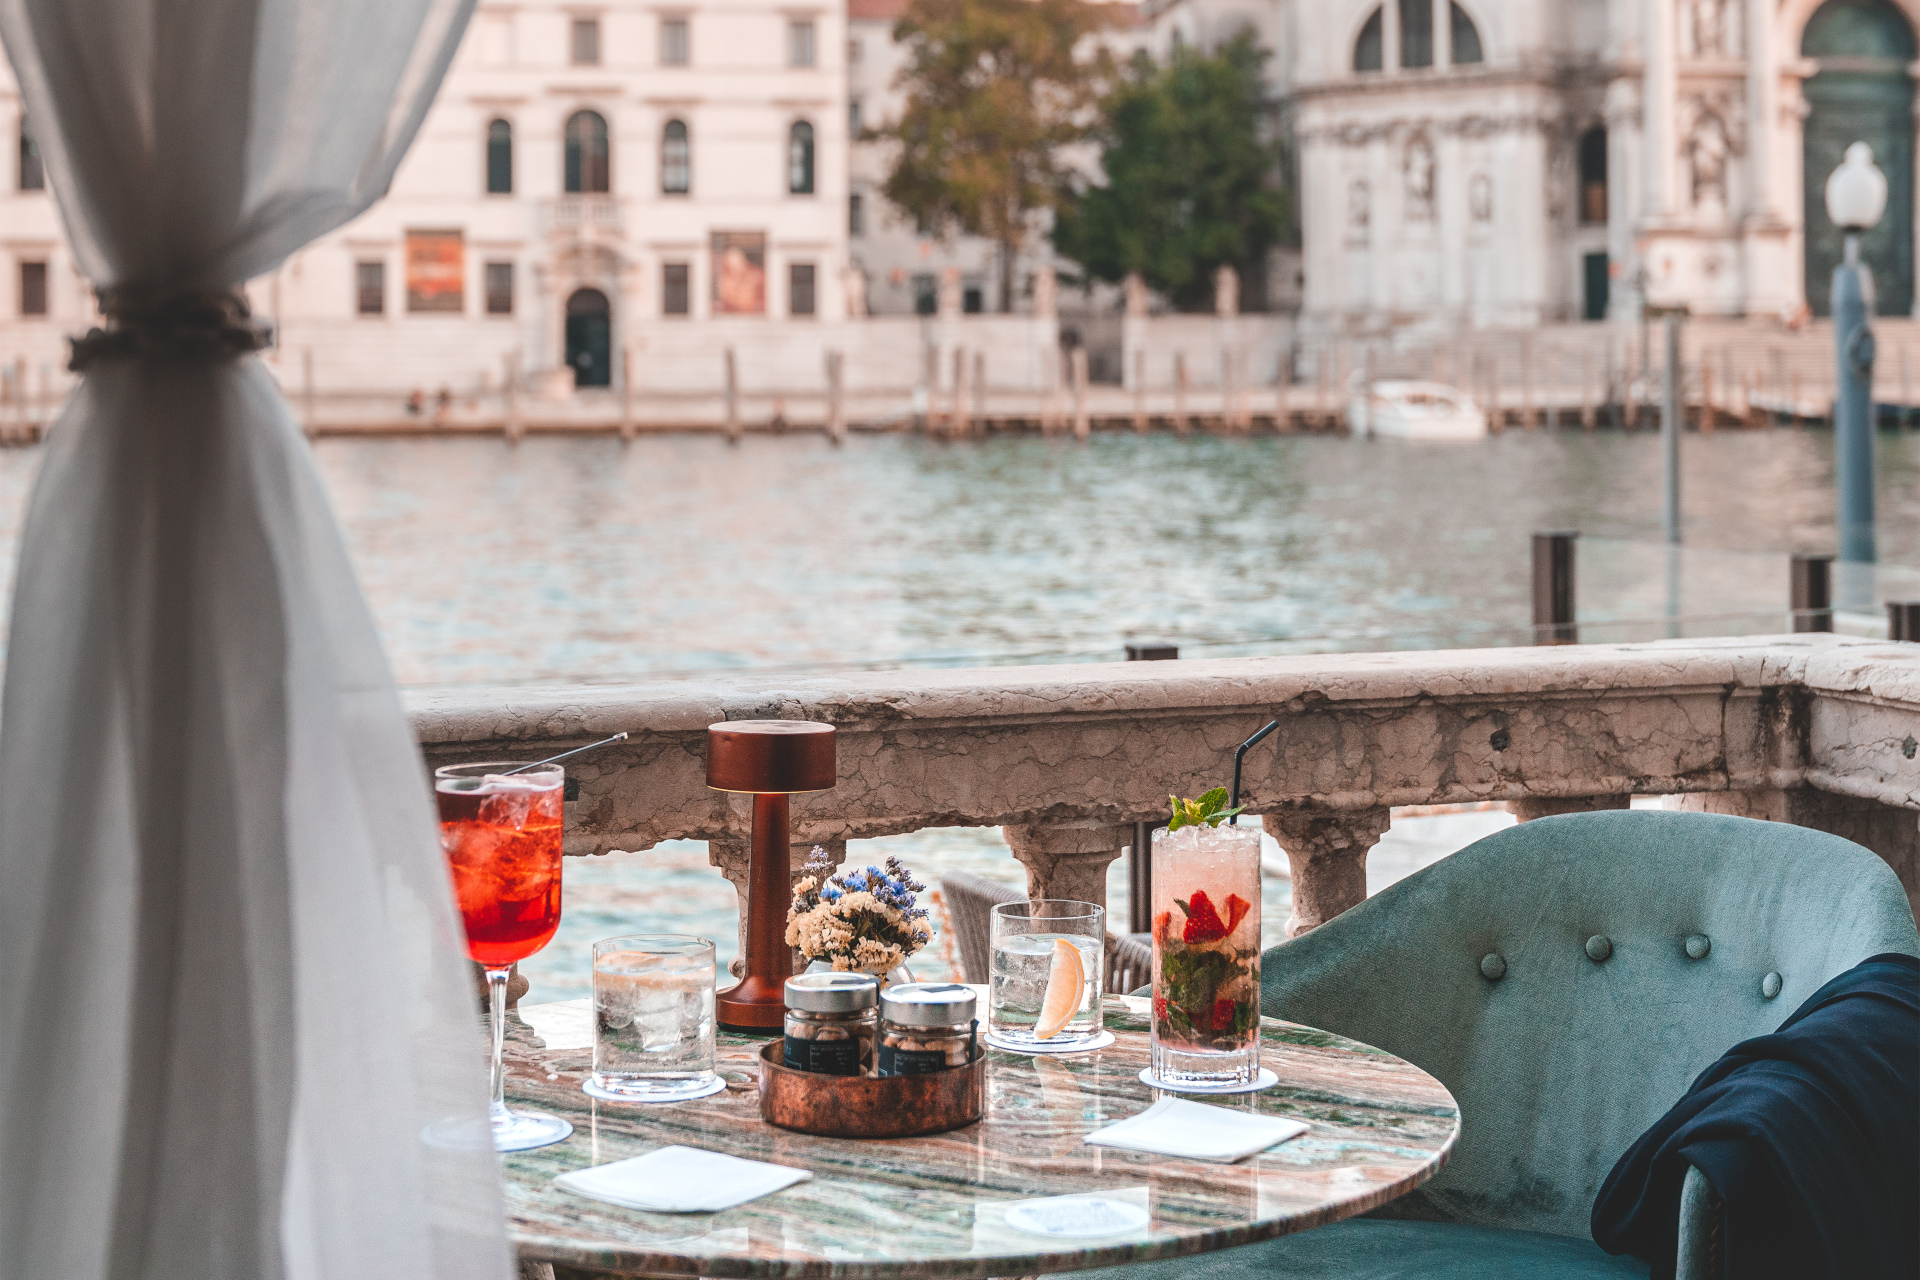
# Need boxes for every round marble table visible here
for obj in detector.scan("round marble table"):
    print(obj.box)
[501,999,1458,1278]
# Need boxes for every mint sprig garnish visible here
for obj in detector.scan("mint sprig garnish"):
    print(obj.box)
[1166,786,1244,832]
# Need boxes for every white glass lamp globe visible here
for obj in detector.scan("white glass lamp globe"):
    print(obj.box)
[1825,142,1888,231]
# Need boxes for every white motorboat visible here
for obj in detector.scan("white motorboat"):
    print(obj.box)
[1347,380,1488,440]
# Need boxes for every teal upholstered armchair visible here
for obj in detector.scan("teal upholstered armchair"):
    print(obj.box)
[1086,810,1920,1279]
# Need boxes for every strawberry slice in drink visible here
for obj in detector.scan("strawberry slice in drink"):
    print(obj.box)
[1224,893,1251,935]
[1182,891,1229,944]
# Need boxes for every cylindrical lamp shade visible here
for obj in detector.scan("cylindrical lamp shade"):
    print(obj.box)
[1825,142,1888,231]
[707,720,836,794]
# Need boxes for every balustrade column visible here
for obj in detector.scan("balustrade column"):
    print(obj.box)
[708,836,847,979]
[1264,806,1392,937]
[1679,789,1919,923]
[1506,795,1631,821]
[1001,822,1131,915]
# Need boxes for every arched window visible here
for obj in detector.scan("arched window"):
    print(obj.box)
[1354,7,1384,71]
[1578,126,1607,224]
[18,115,42,191]
[1398,0,1432,67]
[661,119,690,194]
[564,109,610,194]
[788,120,815,194]
[486,119,512,194]
[1449,1,1484,63]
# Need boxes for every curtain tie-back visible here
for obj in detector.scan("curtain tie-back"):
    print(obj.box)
[68,286,273,371]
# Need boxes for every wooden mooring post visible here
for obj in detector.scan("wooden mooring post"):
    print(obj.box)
[1521,335,1535,429]
[1132,350,1147,432]
[724,347,741,443]
[503,351,521,442]
[620,346,636,442]
[1581,350,1595,430]
[1173,352,1190,438]
[1532,530,1578,644]
[1790,554,1833,633]
[825,350,846,445]
[952,346,971,437]
[1071,347,1090,441]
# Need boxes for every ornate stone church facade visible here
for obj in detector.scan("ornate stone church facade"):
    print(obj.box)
[1268,0,1920,332]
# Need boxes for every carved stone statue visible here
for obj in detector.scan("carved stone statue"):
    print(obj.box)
[1405,135,1436,223]
[1690,0,1728,56]
[938,265,961,318]
[1684,110,1730,207]
[1348,179,1370,230]
[1214,264,1239,318]
[1123,271,1148,317]
[842,265,868,318]
[1470,172,1493,223]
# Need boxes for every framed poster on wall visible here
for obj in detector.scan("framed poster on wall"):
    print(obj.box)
[711,231,766,315]
[406,229,465,312]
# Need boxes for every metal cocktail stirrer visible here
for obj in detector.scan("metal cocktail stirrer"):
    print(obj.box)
[504,730,629,774]
[1228,720,1280,825]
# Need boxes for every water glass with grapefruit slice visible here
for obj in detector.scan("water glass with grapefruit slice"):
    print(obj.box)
[987,900,1105,1048]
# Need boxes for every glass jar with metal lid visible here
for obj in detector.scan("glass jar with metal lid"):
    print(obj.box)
[783,971,878,1076]
[877,983,978,1076]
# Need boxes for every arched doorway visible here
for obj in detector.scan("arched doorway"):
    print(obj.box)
[565,288,611,388]
[1802,0,1916,315]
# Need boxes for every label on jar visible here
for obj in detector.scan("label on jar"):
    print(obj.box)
[785,1033,862,1076]
[876,1042,951,1076]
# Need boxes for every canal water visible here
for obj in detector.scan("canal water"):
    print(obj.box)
[0,427,1914,998]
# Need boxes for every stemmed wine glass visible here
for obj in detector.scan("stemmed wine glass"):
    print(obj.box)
[437,760,573,1151]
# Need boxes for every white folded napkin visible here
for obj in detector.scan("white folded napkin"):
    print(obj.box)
[555,1145,811,1213]
[1084,1097,1308,1162]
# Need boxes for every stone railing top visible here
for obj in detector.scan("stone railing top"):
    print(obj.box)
[406,635,1920,855]
[407,635,1918,739]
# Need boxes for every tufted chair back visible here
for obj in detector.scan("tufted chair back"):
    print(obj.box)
[1259,809,1920,1240]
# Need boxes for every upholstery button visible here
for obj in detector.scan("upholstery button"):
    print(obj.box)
[1762,972,1783,999]
[1685,935,1711,960]
[1585,935,1613,962]
[1480,953,1506,981]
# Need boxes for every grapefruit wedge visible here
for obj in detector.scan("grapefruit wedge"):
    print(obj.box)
[1034,939,1086,1040]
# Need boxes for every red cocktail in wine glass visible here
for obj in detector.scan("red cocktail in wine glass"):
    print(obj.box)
[437,761,572,1152]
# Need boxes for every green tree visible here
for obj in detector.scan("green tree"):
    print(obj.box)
[878,0,1111,312]
[1053,35,1291,312]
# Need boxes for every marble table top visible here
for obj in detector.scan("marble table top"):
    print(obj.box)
[501,999,1458,1279]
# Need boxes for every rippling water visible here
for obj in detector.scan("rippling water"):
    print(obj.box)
[0,428,1912,1000]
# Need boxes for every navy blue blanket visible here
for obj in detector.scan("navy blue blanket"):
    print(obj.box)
[1591,952,1919,1280]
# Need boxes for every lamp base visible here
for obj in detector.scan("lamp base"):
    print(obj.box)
[717,975,789,1030]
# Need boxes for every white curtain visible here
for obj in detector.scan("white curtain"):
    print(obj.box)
[0,3,511,1279]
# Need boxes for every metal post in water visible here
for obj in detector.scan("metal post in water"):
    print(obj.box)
[1661,312,1682,545]
[1531,531,1578,645]
[1833,231,1877,566]
[1124,641,1178,933]
[1889,601,1920,641]
[1790,554,1833,633]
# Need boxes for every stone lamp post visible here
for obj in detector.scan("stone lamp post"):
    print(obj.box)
[1824,142,1886,577]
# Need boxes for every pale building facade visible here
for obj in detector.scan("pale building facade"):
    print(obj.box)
[1265,0,1920,333]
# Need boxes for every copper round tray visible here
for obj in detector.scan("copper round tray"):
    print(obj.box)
[757,1040,984,1138]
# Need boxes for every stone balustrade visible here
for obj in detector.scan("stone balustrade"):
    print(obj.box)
[410,635,1920,960]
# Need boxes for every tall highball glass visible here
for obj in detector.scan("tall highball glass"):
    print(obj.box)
[437,761,574,1151]
[1150,821,1262,1086]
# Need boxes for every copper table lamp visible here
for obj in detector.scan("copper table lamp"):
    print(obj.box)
[708,719,837,1029]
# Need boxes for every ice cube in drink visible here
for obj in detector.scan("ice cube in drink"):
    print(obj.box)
[1150,822,1262,1085]
[591,938,718,1101]
[437,771,564,967]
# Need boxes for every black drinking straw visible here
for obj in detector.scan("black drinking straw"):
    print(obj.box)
[504,730,629,774]
[1228,720,1280,824]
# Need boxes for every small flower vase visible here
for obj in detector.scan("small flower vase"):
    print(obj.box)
[805,958,914,989]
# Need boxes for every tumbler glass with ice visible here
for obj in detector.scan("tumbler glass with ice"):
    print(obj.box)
[988,900,1104,1048]
[590,935,719,1101]
[1150,821,1262,1086]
